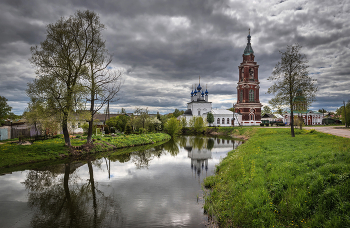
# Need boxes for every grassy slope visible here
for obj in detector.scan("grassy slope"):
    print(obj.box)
[0,133,170,169]
[204,128,350,228]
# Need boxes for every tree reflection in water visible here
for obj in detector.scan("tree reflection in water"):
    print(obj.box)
[23,161,122,228]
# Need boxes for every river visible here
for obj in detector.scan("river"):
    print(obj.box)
[0,136,242,228]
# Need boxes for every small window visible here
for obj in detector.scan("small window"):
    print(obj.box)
[240,91,243,102]
[227,118,230,124]
[217,118,220,124]
[222,118,225,124]
[198,111,200,116]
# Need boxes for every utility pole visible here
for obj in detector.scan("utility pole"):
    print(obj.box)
[344,101,348,128]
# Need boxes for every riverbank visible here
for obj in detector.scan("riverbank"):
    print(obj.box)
[0,133,170,169]
[203,128,350,227]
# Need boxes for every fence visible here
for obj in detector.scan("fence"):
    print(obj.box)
[11,128,31,139]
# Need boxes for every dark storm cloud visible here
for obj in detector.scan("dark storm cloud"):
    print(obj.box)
[0,0,349,114]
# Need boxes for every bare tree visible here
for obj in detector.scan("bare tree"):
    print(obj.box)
[82,52,123,143]
[268,44,317,137]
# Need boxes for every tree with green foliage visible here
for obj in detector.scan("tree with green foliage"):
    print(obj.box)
[207,112,214,126]
[336,101,350,127]
[164,117,182,137]
[125,123,132,134]
[189,116,206,133]
[318,108,327,118]
[180,117,187,128]
[27,10,106,146]
[106,115,130,132]
[149,117,162,132]
[267,44,317,137]
[24,98,47,135]
[262,105,272,116]
[134,107,150,130]
[0,96,12,125]
[173,109,184,118]
[156,111,161,120]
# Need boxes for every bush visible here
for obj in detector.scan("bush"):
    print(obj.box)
[125,124,132,134]
[276,122,286,126]
[139,128,147,134]
[164,117,182,137]
[260,123,264,126]
[189,116,206,133]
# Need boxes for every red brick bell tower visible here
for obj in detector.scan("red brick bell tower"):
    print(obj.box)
[234,29,262,125]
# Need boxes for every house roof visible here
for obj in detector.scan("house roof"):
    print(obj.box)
[261,113,275,118]
[211,109,234,115]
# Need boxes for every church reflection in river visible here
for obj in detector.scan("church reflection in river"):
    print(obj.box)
[183,136,242,179]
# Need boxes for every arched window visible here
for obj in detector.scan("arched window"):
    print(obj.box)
[217,118,220,124]
[222,118,225,124]
[227,118,230,124]
[249,89,254,102]
[240,90,243,102]
[241,68,244,81]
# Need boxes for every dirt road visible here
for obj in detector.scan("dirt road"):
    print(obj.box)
[304,126,350,139]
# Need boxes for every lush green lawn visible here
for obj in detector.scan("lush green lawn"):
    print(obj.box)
[204,128,350,228]
[0,133,170,169]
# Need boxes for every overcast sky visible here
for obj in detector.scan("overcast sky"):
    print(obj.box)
[0,0,349,115]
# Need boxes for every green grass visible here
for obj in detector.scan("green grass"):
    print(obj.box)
[0,133,170,169]
[203,128,350,228]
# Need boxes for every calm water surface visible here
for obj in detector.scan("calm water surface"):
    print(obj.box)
[0,136,242,228]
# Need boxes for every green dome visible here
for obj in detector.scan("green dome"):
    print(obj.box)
[244,44,254,55]
[244,33,254,55]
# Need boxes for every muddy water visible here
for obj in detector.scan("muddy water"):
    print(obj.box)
[0,136,242,228]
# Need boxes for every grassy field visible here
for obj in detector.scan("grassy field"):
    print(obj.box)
[0,133,170,169]
[203,128,350,228]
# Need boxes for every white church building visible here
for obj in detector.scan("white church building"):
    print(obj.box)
[179,81,242,126]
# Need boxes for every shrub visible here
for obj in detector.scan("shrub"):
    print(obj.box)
[139,128,147,134]
[164,117,182,137]
[125,124,132,134]
[189,116,207,133]
[260,123,264,126]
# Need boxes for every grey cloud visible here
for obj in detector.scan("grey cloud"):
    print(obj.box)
[0,0,349,115]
